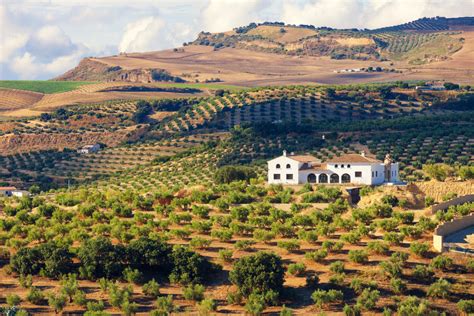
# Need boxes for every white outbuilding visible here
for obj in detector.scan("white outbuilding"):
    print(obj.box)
[267,151,399,186]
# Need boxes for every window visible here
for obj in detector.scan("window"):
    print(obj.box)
[371,171,374,177]
[341,164,345,168]
[335,164,338,168]
[355,171,362,177]
[375,171,378,177]
[273,174,281,180]
[276,164,281,169]
[286,174,293,180]
[286,164,291,169]
[347,164,351,168]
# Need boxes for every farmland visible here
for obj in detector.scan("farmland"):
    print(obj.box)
[0,81,96,94]
[0,14,473,316]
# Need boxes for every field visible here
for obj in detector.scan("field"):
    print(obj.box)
[0,176,473,315]
[0,81,96,94]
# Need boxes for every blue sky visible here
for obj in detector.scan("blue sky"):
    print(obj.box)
[1,0,472,80]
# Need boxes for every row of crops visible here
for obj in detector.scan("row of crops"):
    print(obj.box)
[374,33,440,53]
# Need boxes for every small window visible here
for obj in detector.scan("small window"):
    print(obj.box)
[276,164,281,169]
[286,174,293,180]
[371,171,374,177]
[375,171,378,177]
[335,164,338,168]
[273,174,281,180]
[341,164,345,168]
[355,171,362,178]
[347,164,351,168]
[286,164,291,169]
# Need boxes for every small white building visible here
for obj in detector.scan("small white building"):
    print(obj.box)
[77,144,101,154]
[0,186,17,197]
[12,190,31,198]
[267,151,399,186]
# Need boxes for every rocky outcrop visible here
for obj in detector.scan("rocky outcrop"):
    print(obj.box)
[55,58,157,83]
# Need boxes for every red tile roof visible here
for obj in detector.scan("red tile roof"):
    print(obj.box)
[327,154,380,163]
[0,187,17,191]
[288,155,320,163]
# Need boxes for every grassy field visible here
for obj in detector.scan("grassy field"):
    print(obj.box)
[0,80,96,94]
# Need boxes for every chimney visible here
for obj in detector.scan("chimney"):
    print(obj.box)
[360,151,366,157]
[283,150,287,157]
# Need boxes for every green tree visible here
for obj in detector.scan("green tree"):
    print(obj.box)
[78,237,125,279]
[230,252,285,297]
[169,246,217,285]
[48,293,67,314]
[215,165,257,184]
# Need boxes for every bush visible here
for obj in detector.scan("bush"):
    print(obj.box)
[356,288,380,310]
[215,166,257,184]
[245,292,266,316]
[422,164,453,181]
[287,263,306,276]
[311,289,343,308]
[122,267,143,284]
[409,242,430,258]
[218,249,233,263]
[183,284,205,302]
[154,295,174,315]
[198,298,217,314]
[381,195,398,207]
[142,279,160,298]
[230,252,285,297]
[457,300,474,314]
[427,278,451,298]
[390,278,407,294]
[78,237,125,279]
[170,246,218,285]
[348,250,368,264]
[277,240,300,253]
[424,196,435,207]
[412,264,434,280]
[305,249,328,262]
[397,296,431,316]
[6,294,21,307]
[430,255,453,271]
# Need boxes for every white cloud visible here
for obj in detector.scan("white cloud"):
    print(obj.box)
[119,16,194,53]
[202,0,267,32]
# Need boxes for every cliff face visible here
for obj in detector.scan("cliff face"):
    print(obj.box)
[55,58,155,83]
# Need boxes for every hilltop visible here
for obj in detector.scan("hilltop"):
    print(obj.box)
[57,17,474,86]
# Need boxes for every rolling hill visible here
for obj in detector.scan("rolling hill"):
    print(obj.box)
[56,17,474,86]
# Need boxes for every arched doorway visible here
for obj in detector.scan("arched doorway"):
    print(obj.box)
[319,173,328,183]
[307,174,317,183]
[341,173,351,183]
[330,174,340,183]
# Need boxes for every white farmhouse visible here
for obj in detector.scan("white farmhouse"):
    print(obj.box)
[77,144,101,154]
[267,151,399,186]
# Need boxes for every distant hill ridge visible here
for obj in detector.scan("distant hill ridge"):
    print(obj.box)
[56,16,474,84]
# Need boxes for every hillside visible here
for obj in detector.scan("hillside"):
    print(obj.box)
[56,17,474,86]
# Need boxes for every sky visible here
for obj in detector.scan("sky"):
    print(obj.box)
[1,0,472,80]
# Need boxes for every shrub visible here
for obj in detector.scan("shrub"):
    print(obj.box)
[423,164,453,181]
[390,278,407,294]
[230,252,284,297]
[183,284,205,302]
[215,166,256,184]
[356,288,380,310]
[142,279,160,298]
[198,298,217,314]
[287,263,306,276]
[218,249,233,263]
[367,241,389,255]
[381,194,398,207]
[78,237,125,279]
[280,305,294,316]
[427,278,451,298]
[348,250,368,264]
[424,196,435,207]
[122,267,143,284]
[430,255,453,271]
[6,294,21,307]
[154,295,174,315]
[170,246,218,285]
[412,264,434,280]
[245,292,266,316]
[47,293,67,314]
[305,249,328,262]
[397,296,431,316]
[329,261,345,274]
[73,290,87,307]
[277,240,300,253]
[311,289,343,308]
[409,242,430,258]
[457,300,474,314]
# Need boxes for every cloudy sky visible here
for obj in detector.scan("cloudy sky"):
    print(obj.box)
[1,0,472,80]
